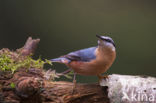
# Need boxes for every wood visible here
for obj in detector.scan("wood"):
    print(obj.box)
[0,37,155,103]
[100,74,156,103]
[0,68,109,103]
[18,37,40,56]
[41,82,109,103]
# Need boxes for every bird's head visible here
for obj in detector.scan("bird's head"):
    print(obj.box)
[96,34,116,51]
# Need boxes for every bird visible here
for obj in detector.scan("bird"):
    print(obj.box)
[51,34,116,85]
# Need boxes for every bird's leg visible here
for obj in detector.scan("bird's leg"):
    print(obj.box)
[72,72,77,94]
[57,68,77,93]
[97,74,109,83]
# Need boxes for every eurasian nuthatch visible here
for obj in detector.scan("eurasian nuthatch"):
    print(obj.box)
[51,34,116,82]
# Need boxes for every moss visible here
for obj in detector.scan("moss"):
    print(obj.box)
[0,49,52,74]
[10,82,16,88]
[0,49,72,81]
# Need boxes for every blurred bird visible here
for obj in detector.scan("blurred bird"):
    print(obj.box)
[51,34,116,87]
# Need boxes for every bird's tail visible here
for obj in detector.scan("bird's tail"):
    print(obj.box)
[50,57,71,64]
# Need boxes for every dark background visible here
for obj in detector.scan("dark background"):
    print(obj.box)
[0,0,156,82]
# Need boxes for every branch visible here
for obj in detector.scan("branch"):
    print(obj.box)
[19,37,40,56]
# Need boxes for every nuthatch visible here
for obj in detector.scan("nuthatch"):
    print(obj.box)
[51,34,116,83]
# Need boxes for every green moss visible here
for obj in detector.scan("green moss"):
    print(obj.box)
[0,54,14,73]
[0,49,72,81]
[10,82,16,88]
[0,49,52,74]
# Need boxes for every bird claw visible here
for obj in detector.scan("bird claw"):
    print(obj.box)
[98,75,109,83]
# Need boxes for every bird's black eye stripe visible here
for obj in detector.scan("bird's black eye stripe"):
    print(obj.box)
[103,38,116,47]
[104,39,112,43]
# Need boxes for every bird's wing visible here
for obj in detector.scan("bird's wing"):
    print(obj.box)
[63,47,97,62]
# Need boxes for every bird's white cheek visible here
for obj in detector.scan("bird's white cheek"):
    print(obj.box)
[105,43,115,51]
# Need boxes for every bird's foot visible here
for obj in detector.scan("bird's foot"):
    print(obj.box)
[97,75,109,83]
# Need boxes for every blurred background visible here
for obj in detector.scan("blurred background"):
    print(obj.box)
[0,0,156,83]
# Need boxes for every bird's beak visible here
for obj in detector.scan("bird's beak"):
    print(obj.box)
[96,34,103,39]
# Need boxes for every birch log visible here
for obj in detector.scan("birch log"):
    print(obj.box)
[100,74,156,103]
